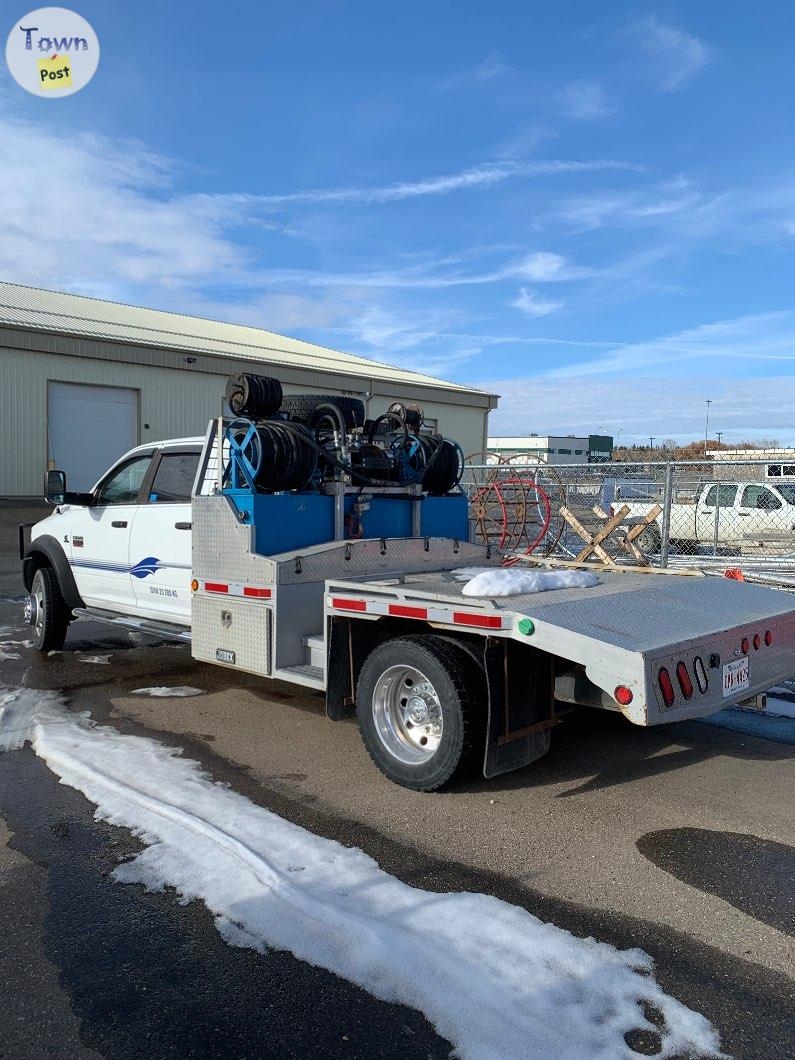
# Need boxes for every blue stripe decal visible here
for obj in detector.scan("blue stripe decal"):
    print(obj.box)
[71,556,191,579]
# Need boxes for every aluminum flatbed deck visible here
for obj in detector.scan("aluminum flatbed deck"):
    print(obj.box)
[335,568,795,653]
[325,567,795,727]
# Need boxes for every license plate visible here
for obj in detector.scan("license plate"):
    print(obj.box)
[216,648,235,664]
[722,657,749,698]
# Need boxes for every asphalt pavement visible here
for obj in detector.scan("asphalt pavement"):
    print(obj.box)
[0,502,793,1059]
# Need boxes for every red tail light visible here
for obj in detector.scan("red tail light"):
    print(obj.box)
[676,662,693,699]
[658,667,675,707]
[765,629,774,646]
[753,633,761,651]
[614,685,633,706]
[741,637,750,654]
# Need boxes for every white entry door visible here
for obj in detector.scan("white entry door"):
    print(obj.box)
[48,382,138,491]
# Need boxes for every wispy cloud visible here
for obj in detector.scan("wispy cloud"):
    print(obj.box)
[547,177,701,231]
[559,80,614,121]
[495,125,557,159]
[510,287,564,317]
[483,371,795,443]
[0,115,256,296]
[230,158,634,208]
[632,16,712,91]
[437,52,513,92]
[482,314,795,441]
[542,311,795,380]
[260,250,589,291]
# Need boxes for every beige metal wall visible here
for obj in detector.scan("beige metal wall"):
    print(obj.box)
[0,343,489,495]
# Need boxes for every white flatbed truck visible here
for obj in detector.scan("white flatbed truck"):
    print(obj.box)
[20,382,795,790]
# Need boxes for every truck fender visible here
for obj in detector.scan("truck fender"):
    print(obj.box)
[23,535,85,612]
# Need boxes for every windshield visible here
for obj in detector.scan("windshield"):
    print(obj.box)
[776,484,795,505]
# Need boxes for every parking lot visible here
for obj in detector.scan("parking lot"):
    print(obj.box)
[0,503,793,1059]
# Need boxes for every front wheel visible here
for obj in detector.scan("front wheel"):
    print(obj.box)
[26,567,70,651]
[356,635,485,791]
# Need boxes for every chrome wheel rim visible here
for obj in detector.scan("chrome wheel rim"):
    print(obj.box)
[30,572,45,640]
[371,664,443,765]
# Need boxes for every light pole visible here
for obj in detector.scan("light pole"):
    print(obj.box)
[704,399,712,456]
[716,431,723,447]
[649,436,655,450]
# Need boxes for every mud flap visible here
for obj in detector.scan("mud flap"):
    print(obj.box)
[483,639,555,779]
[326,616,387,721]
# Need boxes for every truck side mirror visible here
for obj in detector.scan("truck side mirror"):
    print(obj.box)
[45,469,66,504]
[44,469,93,506]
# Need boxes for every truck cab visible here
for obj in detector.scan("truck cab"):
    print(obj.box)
[23,437,203,640]
[695,481,795,543]
[619,479,795,550]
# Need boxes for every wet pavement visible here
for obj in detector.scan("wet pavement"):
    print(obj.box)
[1,502,793,1059]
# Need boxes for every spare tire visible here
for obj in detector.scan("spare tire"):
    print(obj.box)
[281,394,365,430]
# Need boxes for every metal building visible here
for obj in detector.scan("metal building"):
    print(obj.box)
[487,433,613,464]
[0,283,497,496]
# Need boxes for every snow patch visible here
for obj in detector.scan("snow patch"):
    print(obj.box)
[131,687,204,698]
[453,567,601,598]
[77,654,112,665]
[0,648,21,661]
[0,688,724,1060]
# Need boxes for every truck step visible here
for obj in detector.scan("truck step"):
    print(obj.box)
[274,664,325,690]
[302,633,325,669]
[73,607,191,643]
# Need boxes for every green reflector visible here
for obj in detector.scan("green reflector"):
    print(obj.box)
[518,618,535,636]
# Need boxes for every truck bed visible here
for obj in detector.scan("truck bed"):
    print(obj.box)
[326,568,795,725]
[336,569,795,653]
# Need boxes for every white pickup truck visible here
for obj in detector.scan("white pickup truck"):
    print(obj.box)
[619,481,795,552]
[18,387,795,791]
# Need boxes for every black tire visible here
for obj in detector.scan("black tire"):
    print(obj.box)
[280,394,365,430]
[29,566,70,651]
[635,522,662,555]
[356,635,486,791]
[225,373,283,418]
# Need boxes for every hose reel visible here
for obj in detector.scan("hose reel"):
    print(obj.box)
[222,373,462,495]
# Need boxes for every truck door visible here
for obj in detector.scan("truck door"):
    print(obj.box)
[738,484,784,543]
[70,452,155,611]
[128,447,200,624]
[696,483,738,546]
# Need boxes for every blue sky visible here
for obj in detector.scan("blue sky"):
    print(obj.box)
[2,1,794,444]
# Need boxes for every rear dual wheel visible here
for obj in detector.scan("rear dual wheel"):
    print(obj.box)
[356,635,485,791]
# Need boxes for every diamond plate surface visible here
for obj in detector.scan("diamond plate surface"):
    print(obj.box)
[193,495,278,584]
[191,593,271,676]
[274,536,492,585]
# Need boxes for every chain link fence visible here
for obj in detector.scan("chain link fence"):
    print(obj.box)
[461,457,795,586]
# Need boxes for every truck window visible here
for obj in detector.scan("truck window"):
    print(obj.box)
[95,455,152,506]
[703,484,737,507]
[777,484,795,505]
[148,451,200,504]
[741,485,782,510]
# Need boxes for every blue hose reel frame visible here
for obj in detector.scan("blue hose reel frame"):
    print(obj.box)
[224,418,263,492]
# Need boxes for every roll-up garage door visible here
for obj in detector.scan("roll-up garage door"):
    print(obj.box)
[48,382,138,491]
